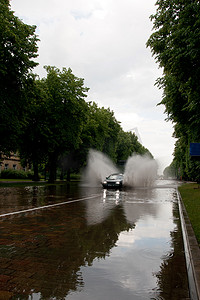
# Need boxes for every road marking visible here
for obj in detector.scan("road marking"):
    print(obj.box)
[0,194,101,218]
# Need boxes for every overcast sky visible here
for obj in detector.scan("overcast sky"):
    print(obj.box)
[10,0,175,174]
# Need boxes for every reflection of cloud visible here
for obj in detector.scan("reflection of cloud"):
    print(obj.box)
[85,199,115,225]
[78,209,175,298]
[80,188,177,298]
[116,204,175,249]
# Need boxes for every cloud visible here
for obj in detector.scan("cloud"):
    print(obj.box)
[11,0,175,172]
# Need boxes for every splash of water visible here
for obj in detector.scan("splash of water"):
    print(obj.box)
[81,149,157,187]
[81,149,119,186]
[123,154,158,187]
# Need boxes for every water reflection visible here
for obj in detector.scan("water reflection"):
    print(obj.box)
[153,200,189,299]
[0,182,189,299]
[0,183,101,215]
[76,188,189,300]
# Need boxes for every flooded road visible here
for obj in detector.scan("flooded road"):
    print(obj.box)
[0,180,190,299]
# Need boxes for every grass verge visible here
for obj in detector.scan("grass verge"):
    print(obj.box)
[178,183,200,246]
[0,179,47,188]
[0,179,80,187]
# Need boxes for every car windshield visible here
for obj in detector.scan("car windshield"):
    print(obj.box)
[107,174,123,180]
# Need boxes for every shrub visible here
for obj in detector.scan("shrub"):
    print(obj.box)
[0,169,32,179]
[26,171,35,180]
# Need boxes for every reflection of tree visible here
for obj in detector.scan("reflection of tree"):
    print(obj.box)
[80,205,135,265]
[152,202,190,299]
[0,183,83,215]
[0,200,134,299]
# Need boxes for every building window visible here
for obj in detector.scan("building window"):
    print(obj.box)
[13,164,17,170]
[4,164,9,170]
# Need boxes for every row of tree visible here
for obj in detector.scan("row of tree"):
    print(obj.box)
[147,0,200,181]
[0,0,151,182]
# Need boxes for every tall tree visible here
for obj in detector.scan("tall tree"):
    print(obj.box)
[19,75,50,181]
[19,67,89,182]
[147,0,200,131]
[147,0,200,180]
[80,102,121,161]
[43,66,89,183]
[116,130,152,163]
[0,0,38,152]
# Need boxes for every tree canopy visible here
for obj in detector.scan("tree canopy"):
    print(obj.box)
[0,2,154,182]
[0,0,39,152]
[147,0,200,181]
[19,67,89,182]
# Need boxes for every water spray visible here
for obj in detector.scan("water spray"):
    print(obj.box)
[81,149,119,187]
[81,149,158,188]
[123,154,157,187]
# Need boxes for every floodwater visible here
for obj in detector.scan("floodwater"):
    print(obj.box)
[0,180,190,299]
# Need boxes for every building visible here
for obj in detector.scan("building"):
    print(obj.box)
[0,153,25,172]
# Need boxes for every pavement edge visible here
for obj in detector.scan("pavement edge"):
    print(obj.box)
[177,189,200,300]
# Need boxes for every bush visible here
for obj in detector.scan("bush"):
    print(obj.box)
[0,169,35,179]
[26,171,35,180]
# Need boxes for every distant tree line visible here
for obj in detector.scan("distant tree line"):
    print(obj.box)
[147,0,200,181]
[0,0,152,182]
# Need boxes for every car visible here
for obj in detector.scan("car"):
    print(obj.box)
[102,173,124,189]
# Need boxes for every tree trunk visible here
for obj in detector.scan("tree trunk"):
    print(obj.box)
[48,152,57,183]
[33,162,39,181]
[67,169,71,182]
[60,168,64,180]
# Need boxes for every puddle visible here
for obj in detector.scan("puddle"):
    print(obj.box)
[0,180,190,299]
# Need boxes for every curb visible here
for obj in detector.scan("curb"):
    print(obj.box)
[177,189,200,300]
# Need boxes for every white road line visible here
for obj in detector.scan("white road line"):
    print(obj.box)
[0,194,101,218]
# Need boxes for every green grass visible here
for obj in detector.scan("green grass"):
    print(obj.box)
[0,179,47,187]
[0,177,80,187]
[0,178,32,182]
[179,183,200,245]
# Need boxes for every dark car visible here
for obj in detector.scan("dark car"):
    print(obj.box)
[102,173,124,189]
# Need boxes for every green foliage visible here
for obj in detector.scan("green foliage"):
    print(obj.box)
[17,68,153,183]
[0,0,39,152]
[83,102,121,160]
[77,102,153,171]
[0,4,154,182]
[44,66,89,182]
[44,66,89,153]
[18,67,89,182]
[116,130,134,160]
[147,0,200,131]
[147,0,200,180]
[163,161,177,179]
[20,75,49,157]
[179,183,200,245]
[116,130,152,162]
[0,169,35,180]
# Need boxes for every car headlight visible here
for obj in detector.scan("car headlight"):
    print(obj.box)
[103,181,107,184]
[116,181,120,184]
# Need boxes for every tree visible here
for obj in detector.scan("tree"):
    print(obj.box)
[101,108,121,161]
[19,75,50,181]
[116,130,133,161]
[0,0,38,152]
[147,0,200,131]
[147,0,200,180]
[79,102,121,161]
[116,130,153,164]
[43,66,89,183]
[163,162,177,179]
[19,67,89,182]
